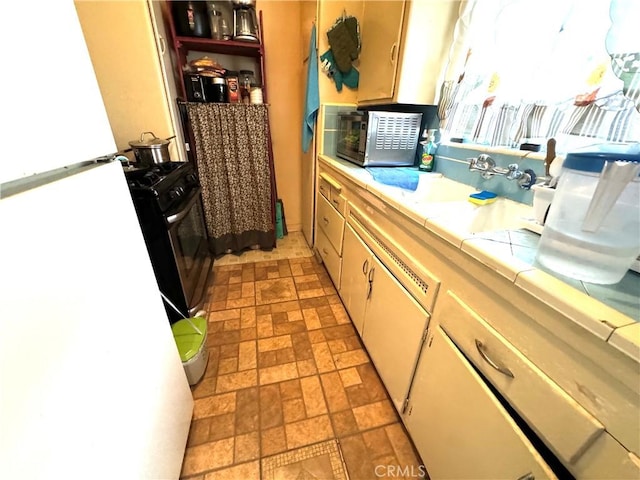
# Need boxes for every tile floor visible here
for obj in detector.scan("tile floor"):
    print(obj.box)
[180,252,425,480]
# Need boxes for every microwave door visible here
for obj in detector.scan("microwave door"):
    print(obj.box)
[359,122,367,159]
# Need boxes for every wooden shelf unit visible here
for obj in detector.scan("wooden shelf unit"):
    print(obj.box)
[163,1,268,103]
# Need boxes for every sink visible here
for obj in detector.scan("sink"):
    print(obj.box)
[365,171,534,240]
[368,174,475,206]
[433,198,533,233]
[426,198,535,245]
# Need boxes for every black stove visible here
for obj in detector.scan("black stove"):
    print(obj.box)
[124,161,212,323]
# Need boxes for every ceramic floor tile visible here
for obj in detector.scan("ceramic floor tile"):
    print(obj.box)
[259,361,299,385]
[234,432,259,463]
[261,425,288,456]
[255,278,298,305]
[352,400,398,431]
[279,378,303,400]
[203,460,259,480]
[234,387,259,435]
[181,438,234,477]
[339,368,362,388]
[284,414,334,450]
[296,359,318,377]
[320,371,350,413]
[312,341,337,373]
[259,384,284,430]
[283,398,307,424]
[331,410,360,438]
[258,334,293,352]
[300,375,328,417]
[192,392,236,420]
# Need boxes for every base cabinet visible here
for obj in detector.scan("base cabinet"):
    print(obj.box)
[363,255,429,412]
[340,224,373,335]
[404,326,556,480]
[340,222,429,412]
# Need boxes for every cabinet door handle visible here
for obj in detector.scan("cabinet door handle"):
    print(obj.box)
[322,248,329,256]
[322,217,329,224]
[390,43,397,63]
[366,267,375,299]
[158,34,167,55]
[516,473,535,480]
[362,259,369,275]
[475,340,514,378]
[516,472,536,480]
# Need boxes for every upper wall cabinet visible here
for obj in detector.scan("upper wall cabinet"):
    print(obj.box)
[357,0,460,107]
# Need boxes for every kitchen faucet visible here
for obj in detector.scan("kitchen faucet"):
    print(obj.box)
[468,154,537,189]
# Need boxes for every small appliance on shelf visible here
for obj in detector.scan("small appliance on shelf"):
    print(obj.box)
[232,0,259,43]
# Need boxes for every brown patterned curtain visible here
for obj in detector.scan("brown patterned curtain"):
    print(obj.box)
[185,103,276,256]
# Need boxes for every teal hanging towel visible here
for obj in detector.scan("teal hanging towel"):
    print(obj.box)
[302,23,319,153]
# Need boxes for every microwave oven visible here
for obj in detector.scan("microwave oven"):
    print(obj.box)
[336,111,423,167]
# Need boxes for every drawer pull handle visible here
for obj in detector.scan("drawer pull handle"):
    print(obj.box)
[475,339,514,379]
[332,199,340,206]
[516,473,535,480]
[362,259,369,275]
[322,217,329,224]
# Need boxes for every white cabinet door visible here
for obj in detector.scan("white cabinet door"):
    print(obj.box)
[362,255,429,412]
[339,224,373,336]
[357,0,405,103]
[404,326,557,480]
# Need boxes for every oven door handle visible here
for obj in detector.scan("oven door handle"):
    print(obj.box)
[166,188,201,225]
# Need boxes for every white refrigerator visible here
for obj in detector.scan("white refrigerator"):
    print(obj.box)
[0,1,193,478]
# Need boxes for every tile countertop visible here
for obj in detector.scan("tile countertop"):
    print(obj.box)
[318,155,640,361]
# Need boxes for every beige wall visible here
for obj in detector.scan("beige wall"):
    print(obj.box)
[260,0,363,235]
[75,1,180,160]
[300,0,319,245]
[259,0,304,232]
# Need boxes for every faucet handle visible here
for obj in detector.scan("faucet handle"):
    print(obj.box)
[518,169,537,190]
[469,154,495,171]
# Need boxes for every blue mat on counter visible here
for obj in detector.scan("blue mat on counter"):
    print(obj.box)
[366,167,419,191]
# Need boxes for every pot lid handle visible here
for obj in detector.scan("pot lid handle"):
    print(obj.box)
[140,131,159,142]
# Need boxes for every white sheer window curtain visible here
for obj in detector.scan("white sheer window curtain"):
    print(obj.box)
[437,0,640,153]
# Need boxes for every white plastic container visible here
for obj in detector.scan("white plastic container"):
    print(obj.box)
[531,184,556,226]
[535,144,640,284]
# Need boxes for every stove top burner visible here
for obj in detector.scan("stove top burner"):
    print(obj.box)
[124,162,187,189]
[123,161,200,214]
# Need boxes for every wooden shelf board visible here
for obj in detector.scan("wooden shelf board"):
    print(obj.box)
[175,36,262,58]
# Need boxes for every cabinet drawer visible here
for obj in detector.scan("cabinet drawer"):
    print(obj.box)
[329,192,346,216]
[319,177,331,200]
[317,194,345,255]
[438,290,605,467]
[316,229,341,288]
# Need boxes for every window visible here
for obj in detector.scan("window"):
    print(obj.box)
[437,0,640,154]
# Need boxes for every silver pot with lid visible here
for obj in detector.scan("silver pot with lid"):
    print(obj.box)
[128,132,172,166]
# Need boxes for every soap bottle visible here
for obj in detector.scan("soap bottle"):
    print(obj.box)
[419,129,437,172]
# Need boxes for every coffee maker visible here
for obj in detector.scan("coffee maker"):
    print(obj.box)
[232,0,259,43]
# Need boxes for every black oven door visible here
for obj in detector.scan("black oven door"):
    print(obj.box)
[166,188,211,316]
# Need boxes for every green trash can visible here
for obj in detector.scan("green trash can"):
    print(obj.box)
[171,317,208,386]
